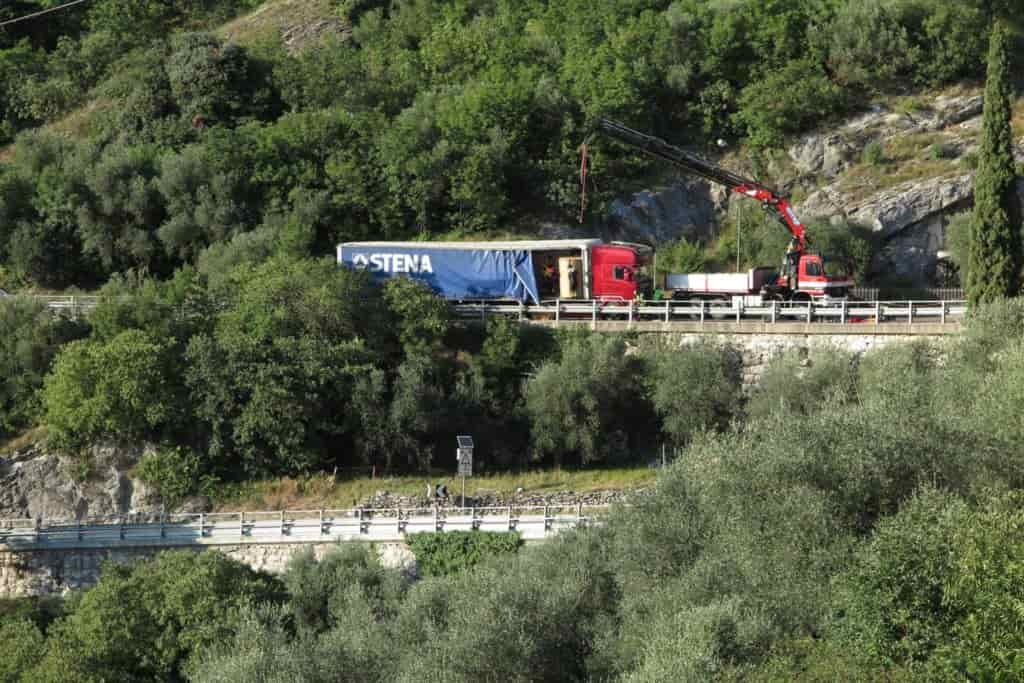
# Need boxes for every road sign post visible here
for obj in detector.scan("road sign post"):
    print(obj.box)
[456,435,474,508]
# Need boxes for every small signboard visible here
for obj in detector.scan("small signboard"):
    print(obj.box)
[456,435,474,477]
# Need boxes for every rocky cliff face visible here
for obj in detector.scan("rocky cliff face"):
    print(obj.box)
[603,90,1024,287]
[0,443,162,521]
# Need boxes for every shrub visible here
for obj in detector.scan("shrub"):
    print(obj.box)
[832,488,968,667]
[29,550,284,682]
[735,59,848,149]
[861,141,886,166]
[746,346,856,421]
[646,342,742,449]
[525,333,653,466]
[135,447,212,507]
[43,329,179,451]
[407,531,522,577]
[0,297,89,439]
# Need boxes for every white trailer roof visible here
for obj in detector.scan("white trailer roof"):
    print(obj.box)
[339,239,604,251]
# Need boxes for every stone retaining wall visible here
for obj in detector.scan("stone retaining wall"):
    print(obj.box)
[0,541,416,597]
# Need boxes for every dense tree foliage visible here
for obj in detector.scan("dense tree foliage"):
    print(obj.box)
[0,0,1016,295]
[7,302,1024,681]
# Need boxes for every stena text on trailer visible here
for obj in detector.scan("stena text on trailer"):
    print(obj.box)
[337,239,653,304]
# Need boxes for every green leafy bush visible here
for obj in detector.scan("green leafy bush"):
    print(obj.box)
[862,141,887,166]
[525,333,653,465]
[407,531,522,577]
[43,329,179,451]
[0,297,88,439]
[646,342,741,449]
[135,447,211,506]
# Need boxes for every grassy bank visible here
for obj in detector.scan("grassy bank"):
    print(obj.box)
[211,467,658,511]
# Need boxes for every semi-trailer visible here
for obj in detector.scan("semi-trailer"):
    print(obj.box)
[337,239,652,304]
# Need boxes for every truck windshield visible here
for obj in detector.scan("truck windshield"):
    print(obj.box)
[823,260,849,278]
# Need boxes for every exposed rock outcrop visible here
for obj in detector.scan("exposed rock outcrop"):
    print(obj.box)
[787,94,985,180]
[799,173,974,239]
[605,179,723,245]
[0,443,164,521]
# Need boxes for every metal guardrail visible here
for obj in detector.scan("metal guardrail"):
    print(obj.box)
[0,505,609,551]
[17,294,966,327]
[454,298,967,325]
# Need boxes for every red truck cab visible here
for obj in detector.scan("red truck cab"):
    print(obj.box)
[591,244,651,301]
[781,253,854,300]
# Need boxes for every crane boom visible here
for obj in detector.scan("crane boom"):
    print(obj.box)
[595,118,807,253]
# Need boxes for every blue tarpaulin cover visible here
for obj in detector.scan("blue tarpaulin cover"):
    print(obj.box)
[338,245,541,304]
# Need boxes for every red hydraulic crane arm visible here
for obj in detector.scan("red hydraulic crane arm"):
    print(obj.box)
[595,118,807,251]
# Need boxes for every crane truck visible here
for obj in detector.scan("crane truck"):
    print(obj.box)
[596,119,854,303]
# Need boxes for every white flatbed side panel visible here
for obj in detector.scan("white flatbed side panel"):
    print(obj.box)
[666,271,752,293]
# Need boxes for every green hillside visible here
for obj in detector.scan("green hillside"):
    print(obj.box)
[2,4,1024,681]
[1,0,1020,291]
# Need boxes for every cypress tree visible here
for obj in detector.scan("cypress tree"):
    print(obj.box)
[967,20,1022,304]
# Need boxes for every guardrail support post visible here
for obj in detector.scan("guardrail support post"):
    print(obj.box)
[160,512,165,539]
[628,300,633,325]
[518,301,524,322]
[200,513,205,538]
[507,505,513,532]
[700,301,705,324]
[664,300,670,323]
[908,302,913,325]
[806,300,812,324]
[577,502,584,526]
[357,507,364,535]
[736,300,741,323]
[840,299,847,324]
[240,511,245,537]
[591,300,597,325]
[875,301,881,325]
[941,301,946,324]
[555,298,560,324]
[433,505,439,532]
[771,301,777,324]
[397,508,402,536]
[319,509,325,536]
[280,510,285,537]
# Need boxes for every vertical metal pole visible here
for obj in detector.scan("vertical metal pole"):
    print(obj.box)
[771,300,777,324]
[507,505,513,532]
[461,476,465,509]
[806,300,812,324]
[875,301,881,325]
[736,300,741,323]
[555,298,560,324]
[628,300,633,324]
[941,301,946,324]
[240,511,244,537]
[841,299,847,324]
[592,300,597,324]
[908,302,913,324]
[700,301,705,324]
[319,509,324,536]
[518,301,524,322]
[433,505,439,532]
[664,300,670,323]
[280,510,285,537]
[662,443,666,468]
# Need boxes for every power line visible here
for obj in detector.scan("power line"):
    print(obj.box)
[0,0,92,28]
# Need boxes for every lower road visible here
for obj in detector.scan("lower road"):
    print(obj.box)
[0,505,608,552]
